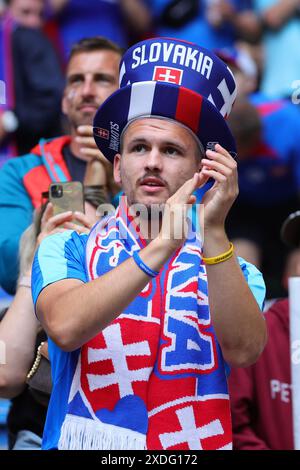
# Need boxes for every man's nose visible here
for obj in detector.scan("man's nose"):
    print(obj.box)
[82,77,96,97]
[145,148,163,171]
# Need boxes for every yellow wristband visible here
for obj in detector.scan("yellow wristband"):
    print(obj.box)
[202,242,234,265]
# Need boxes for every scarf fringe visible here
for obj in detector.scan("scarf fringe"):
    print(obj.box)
[58,415,146,450]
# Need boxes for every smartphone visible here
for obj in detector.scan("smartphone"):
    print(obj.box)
[206,142,217,153]
[49,182,84,216]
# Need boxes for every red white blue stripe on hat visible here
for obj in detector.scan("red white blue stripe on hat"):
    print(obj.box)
[93,80,236,163]
[119,38,237,119]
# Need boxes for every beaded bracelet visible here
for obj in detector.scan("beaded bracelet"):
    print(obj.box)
[133,250,159,278]
[26,342,45,380]
[202,242,234,265]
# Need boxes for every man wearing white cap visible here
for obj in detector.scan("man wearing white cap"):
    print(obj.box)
[31,38,267,450]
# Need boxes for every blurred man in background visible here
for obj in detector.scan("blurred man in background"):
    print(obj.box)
[0,36,121,294]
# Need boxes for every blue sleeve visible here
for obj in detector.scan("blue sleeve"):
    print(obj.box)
[0,158,34,294]
[238,256,266,310]
[32,230,88,307]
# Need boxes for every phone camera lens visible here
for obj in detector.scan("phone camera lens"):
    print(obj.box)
[51,185,63,198]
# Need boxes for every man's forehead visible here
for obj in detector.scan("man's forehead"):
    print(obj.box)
[66,50,120,75]
[122,117,202,151]
[124,117,191,137]
[14,0,43,7]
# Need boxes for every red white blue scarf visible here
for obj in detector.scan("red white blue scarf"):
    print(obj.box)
[59,197,232,450]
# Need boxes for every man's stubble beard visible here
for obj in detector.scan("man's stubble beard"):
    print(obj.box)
[71,112,95,129]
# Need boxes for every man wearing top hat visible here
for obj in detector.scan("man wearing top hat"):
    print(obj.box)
[31,38,267,450]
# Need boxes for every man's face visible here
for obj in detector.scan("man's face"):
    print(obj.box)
[114,118,201,208]
[62,50,120,130]
[10,0,44,29]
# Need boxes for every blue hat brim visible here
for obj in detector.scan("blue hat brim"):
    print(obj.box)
[93,81,236,163]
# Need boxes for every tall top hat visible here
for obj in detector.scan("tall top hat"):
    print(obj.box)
[93,37,237,163]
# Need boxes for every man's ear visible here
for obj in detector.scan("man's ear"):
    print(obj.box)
[113,154,122,185]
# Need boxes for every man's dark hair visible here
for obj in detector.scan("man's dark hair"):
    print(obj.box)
[69,36,123,62]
